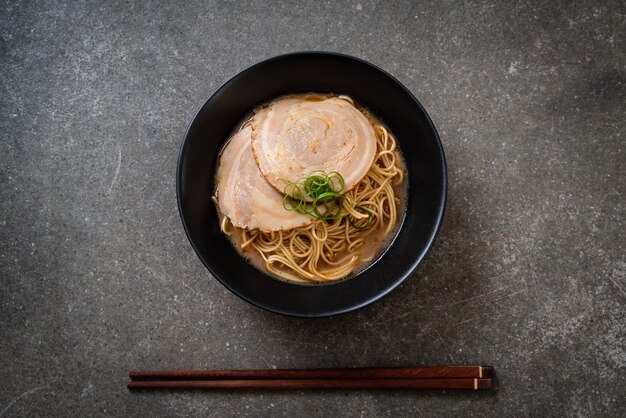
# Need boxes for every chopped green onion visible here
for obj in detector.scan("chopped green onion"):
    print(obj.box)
[281,171,372,229]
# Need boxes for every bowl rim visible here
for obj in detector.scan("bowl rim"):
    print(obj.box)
[176,51,447,317]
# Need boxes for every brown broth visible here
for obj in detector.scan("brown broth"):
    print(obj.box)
[215,93,408,283]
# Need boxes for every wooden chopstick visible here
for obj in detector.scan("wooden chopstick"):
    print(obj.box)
[128,378,491,390]
[129,366,493,381]
[128,366,494,391]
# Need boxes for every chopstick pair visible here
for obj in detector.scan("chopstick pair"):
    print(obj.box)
[128,366,493,390]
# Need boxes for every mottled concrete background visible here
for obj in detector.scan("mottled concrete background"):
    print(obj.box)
[1,0,624,416]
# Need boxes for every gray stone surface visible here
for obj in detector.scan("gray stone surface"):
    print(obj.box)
[1,0,624,416]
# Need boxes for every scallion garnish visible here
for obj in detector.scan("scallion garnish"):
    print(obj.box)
[281,171,372,228]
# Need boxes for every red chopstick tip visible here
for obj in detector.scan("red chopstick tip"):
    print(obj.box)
[476,379,491,390]
[480,366,494,378]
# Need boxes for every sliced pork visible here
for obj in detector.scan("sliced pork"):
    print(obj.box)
[251,96,377,195]
[216,125,314,232]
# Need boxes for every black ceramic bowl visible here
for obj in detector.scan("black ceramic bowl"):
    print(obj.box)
[177,52,446,317]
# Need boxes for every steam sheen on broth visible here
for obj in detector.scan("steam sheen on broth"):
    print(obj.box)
[214,93,407,283]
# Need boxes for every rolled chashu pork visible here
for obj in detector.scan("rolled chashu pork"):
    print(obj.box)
[251,97,377,196]
[216,125,313,232]
[216,96,376,232]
